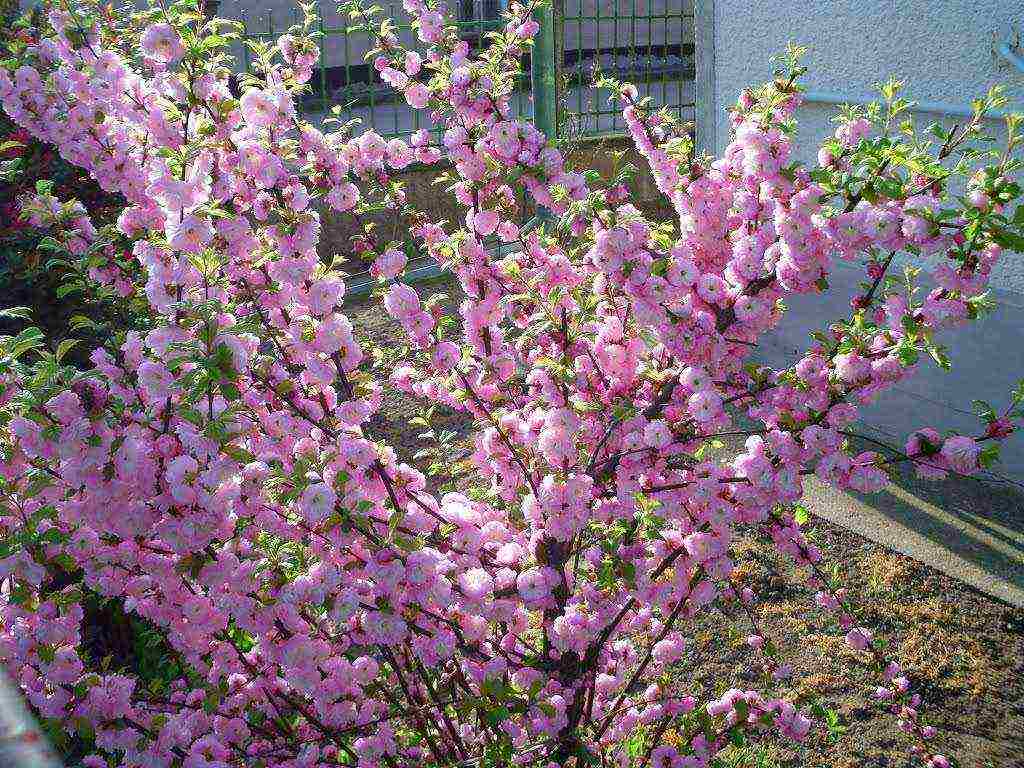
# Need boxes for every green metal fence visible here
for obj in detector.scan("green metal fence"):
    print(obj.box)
[233,0,694,142]
[557,0,695,139]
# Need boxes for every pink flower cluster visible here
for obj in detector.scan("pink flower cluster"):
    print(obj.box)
[0,3,1020,768]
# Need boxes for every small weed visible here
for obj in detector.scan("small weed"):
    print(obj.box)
[713,742,786,768]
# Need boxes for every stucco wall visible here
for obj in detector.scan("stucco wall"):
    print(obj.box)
[706,0,1024,291]
[708,0,1024,150]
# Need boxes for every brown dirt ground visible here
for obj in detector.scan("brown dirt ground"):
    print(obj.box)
[346,280,1024,768]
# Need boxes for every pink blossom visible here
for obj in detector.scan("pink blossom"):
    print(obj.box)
[371,248,408,280]
[845,627,873,651]
[940,435,980,474]
[240,88,281,127]
[299,482,336,525]
[140,23,184,65]
[0,10,1013,766]
[458,568,493,601]
[404,83,431,108]
[166,213,214,253]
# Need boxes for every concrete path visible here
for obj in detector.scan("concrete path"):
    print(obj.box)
[802,458,1024,608]
[757,258,1024,607]
[760,258,1024,480]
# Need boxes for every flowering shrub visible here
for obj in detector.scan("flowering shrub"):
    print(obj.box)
[0,13,130,352]
[0,2,1023,767]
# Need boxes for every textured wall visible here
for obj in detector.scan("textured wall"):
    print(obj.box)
[710,0,1024,153]
[709,0,1024,289]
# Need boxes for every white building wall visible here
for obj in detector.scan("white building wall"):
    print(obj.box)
[707,0,1024,154]
[704,0,1024,290]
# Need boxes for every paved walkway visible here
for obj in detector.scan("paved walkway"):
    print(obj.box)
[756,259,1024,607]
[802,444,1024,607]
[760,261,1024,479]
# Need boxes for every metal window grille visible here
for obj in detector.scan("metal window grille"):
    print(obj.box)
[457,0,503,24]
[558,0,695,139]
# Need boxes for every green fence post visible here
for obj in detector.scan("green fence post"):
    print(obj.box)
[531,2,558,142]
[529,2,558,226]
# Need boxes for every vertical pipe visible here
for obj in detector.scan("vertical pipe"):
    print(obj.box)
[998,41,1024,74]
[344,9,353,130]
[242,13,251,73]
[612,0,619,132]
[367,24,377,134]
[576,0,583,132]
[629,0,637,108]
[318,5,328,115]
[660,0,667,115]
[645,0,651,108]
[693,0,715,155]
[594,0,602,134]
[392,2,400,139]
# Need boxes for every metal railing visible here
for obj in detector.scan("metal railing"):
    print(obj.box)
[228,0,695,142]
[229,0,529,140]
[557,0,695,139]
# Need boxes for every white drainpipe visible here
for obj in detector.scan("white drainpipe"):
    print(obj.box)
[800,91,1014,120]
[997,40,1024,75]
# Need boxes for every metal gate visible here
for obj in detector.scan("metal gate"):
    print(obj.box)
[551,0,695,140]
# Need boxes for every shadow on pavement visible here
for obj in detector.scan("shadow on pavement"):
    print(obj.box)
[805,435,1024,607]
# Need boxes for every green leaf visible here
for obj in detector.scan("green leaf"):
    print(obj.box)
[732,698,750,723]
[978,444,1000,469]
[68,315,97,332]
[991,227,1024,251]
[387,508,404,539]
[9,327,45,359]
[971,399,997,423]
[37,236,64,253]
[0,306,31,320]
[927,344,951,371]
[203,690,221,714]
[725,727,746,748]
[55,339,78,362]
